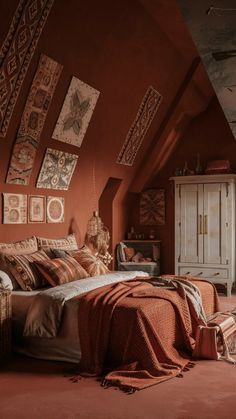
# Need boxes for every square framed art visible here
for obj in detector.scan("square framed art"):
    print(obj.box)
[3,193,27,224]
[140,189,165,225]
[28,195,46,223]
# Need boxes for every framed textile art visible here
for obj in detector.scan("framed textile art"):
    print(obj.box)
[46,196,64,223]
[28,195,46,223]
[36,148,78,190]
[6,54,63,186]
[0,0,55,137]
[52,76,100,147]
[117,86,162,166]
[140,189,165,225]
[3,193,27,224]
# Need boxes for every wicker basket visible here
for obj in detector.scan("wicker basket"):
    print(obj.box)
[0,290,11,357]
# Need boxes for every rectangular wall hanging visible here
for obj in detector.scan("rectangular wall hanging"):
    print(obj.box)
[36,148,78,190]
[52,76,100,147]
[3,193,27,224]
[28,195,46,223]
[116,86,162,166]
[0,0,55,137]
[6,54,63,185]
[46,196,64,223]
[140,189,165,225]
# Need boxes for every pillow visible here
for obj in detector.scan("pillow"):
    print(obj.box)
[0,236,38,255]
[34,256,89,286]
[36,234,78,252]
[50,248,69,258]
[118,242,127,262]
[4,250,50,291]
[124,247,135,261]
[0,237,38,290]
[0,270,13,291]
[73,249,109,277]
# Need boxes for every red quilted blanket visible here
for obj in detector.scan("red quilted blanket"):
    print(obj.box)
[76,278,219,392]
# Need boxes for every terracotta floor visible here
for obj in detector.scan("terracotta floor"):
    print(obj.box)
[1,293,236,419]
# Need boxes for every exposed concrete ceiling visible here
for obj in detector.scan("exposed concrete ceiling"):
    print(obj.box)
[177,0,236,139]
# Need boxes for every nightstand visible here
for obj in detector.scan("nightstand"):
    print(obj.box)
[0,290,11,358]
[116,240,161,275]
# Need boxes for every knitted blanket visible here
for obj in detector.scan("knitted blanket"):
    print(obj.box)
[76,277,219,392]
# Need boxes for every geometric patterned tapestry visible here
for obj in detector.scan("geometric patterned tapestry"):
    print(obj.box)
[0,0,55,137]
[52,76,100,148]
[116,86,162,166]
[36,148,78,190]
[6,54,62,185]
[140,189,165,226]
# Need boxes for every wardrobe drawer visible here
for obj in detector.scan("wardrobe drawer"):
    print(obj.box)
[178,266,229,279]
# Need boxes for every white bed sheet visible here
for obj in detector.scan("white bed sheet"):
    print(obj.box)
[12,270,149,363]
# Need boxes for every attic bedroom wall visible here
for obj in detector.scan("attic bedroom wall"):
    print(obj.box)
[129,96,236,274]
[0,0,200,252]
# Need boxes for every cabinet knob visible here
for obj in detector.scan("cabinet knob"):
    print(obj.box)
[213,272,220,276]
[185,272,191,275]
[197,272,203,276]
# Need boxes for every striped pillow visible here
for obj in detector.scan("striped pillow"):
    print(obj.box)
[4,250,50,291]
[73,249,109,277]
[34,256,89,287]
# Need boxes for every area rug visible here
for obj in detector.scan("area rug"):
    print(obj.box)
[0,0,55,137]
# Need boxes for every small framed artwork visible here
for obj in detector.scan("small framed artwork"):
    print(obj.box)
[140,189,165,225]
[28,195,46,223]
[46,196,64,223]
[3,193,27,224]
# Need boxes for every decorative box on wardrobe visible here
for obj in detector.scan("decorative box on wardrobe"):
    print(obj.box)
[171,174,236,296]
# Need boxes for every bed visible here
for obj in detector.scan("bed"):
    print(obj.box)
[0,234,220,392]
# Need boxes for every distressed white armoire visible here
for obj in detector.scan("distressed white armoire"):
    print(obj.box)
[171,174,236,296]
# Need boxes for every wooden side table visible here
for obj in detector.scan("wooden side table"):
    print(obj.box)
[0,290,11,358]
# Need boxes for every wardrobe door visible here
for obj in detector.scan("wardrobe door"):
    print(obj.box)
[203,183,227,265]
[179,183,204,263]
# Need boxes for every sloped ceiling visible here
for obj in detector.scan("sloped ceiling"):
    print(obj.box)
[176,0,236,138]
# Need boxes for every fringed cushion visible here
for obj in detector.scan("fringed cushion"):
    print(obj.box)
[4,250,50,291]
[73,249,109,277]
[34,256,89,286]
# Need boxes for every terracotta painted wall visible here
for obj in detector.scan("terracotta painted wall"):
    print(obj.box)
[0,0,196,254]
[129,97,236,274]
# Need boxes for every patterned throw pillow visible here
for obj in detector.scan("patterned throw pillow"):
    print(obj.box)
[34,256,89,286]
[0,236,38,255]
[124,247,135,261]
[4,250,50,291]
[73,249,109,277]
[36,234,78,252]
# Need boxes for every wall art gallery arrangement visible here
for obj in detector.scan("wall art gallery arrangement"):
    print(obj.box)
[36,148,78,190]
[0,0,55,137]
[52,76,100,148]
[117,86,162,166]
[6,54,63,186]
[140,189,165,225]
[3,193,65,224]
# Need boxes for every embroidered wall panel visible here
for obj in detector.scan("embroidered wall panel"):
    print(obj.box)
[28,195,46,223]
[116,86,162,166]
[3,193,27,224]
[0,0,55,137]
[6,54,62,185]
[36,148,78,190]
[140,189,165,225]
[52,76,100,148]
[46,196,64,223]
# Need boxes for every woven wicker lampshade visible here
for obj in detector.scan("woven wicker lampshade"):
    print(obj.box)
[86,210,103,237]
